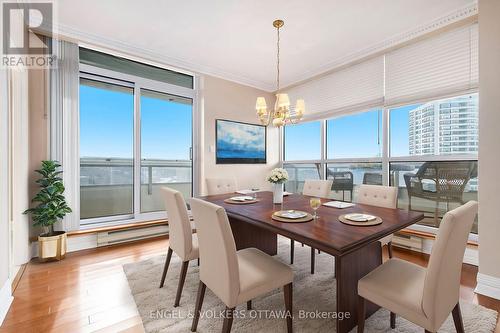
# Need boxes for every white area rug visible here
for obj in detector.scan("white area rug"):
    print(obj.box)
[123,237,497,332]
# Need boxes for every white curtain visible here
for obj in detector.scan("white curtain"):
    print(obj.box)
[50,40,80,232]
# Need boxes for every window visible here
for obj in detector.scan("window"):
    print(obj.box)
[327,109,382,159]
[80,79,134,219]
[283,163,321,193]
[140,90,192,213]
[284,121,321,161]
[390,94,478,157]
[326,162,383,201]
[79,48,195,225]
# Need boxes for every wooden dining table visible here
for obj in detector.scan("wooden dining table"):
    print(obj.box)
[200,191,424,333]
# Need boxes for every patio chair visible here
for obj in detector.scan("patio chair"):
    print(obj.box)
[362,172,383,185]
[327,170,354,202]
[403,161,476,227]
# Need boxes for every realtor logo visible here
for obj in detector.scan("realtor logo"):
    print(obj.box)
[2,1,55,67]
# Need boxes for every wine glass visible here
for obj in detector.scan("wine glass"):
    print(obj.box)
[252,188,259,200]
[310,197,321,219]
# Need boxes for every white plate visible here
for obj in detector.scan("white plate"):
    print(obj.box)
[344,213,377,222]
[275,210,308,219]
[229,196,254,202]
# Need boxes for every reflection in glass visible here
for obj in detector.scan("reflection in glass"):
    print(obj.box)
[79,79,134,219]
[140,89,193,213]
[390,161,478,234]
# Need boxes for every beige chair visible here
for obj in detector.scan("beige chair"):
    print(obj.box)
[291,179,333,274]
[356,184,398,258]
[190,198,293,333]
[159,187,199,308]
[357,201,478,333]
[206,178,238,195]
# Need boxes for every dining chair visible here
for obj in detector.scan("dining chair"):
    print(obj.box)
[357,201,478,333]
[159,187,199,308]
[190,198,293,333]
[206,178,238,195]
[292,179,333,274]
[356,184,398,258]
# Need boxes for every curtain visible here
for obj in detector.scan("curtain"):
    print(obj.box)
[50,40,80,232]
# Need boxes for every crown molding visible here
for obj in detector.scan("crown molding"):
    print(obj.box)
[48,2,476,92]
[282,2,478,90]
[52,22,276,92]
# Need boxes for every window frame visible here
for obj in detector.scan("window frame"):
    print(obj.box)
[281,92,479,241]
[78,61,198,228]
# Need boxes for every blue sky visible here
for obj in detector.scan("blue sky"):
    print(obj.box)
[80,84,192,160]
[284,106,422,160]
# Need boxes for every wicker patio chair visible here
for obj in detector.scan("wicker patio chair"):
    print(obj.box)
[403,161,476,227]
[362,172,383,185]
[327,170,354,202]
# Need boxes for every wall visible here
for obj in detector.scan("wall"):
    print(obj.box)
[477,0,500,300]
[200,75,279,195]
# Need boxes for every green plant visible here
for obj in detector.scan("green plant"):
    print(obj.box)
[24,160,72,236]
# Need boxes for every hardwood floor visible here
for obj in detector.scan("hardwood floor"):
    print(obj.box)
[0,238,499,333]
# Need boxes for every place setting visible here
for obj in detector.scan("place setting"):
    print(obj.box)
[224,188,261,204]
[271,196,322,223]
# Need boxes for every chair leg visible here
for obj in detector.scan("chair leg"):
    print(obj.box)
[247,300,252,310]
[387,241,393,259]
[159,247,173,288]
[290,239,294,265]
[425,330,434,333]
[222,307,235,333]
[284,283,293,333]
[310,247,315,274]
[452,303,465,333]
[390,311,396,329]
[191,281,206,332]
[357,296,365,333]
[174,261,189,307]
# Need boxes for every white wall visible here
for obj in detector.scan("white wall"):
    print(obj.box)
[200,75,279,195]
[476,0,500,299]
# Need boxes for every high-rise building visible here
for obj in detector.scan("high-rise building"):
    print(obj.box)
[408,95,478,156]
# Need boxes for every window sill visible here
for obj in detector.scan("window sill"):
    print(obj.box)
[68,219,168,237]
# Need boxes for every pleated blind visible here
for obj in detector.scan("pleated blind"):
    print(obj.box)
[285,56,384,117]
[385,24,478,106]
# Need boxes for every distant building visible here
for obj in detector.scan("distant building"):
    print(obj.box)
[408,95,478,156]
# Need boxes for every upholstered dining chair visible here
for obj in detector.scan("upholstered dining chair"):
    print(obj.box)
[190,198,293,333]
[357,201,478,333]
[356,185,398,258]
[159,187,199,308]
[206,178,238,195]
[292,179,333,274]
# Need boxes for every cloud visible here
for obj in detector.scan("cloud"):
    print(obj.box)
[217,121,265,150]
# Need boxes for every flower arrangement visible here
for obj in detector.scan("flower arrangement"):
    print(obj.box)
[267,168,289,184]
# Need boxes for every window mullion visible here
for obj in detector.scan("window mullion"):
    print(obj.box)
[133,85,141,217]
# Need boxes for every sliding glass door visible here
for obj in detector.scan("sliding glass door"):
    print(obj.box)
[140,89,192,213]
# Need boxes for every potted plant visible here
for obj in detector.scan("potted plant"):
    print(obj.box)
[24,160,72,261]
[267,168,289,204]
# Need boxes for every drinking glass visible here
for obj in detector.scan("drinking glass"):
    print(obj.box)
[252,188,259,200]
[310,197,321,219]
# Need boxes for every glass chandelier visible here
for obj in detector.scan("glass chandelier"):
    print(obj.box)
[256,19,305,127]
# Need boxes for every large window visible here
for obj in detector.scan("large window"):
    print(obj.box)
[79,49,195,225]
[284,121,321,161]
[282,95,478,235]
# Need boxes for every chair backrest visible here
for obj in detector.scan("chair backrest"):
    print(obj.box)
[206,178,238,195]
[189,198,240,307]
[356,185,398,209]
[422,201,478,327]
[302,179,333,198]
[161,187,193,260]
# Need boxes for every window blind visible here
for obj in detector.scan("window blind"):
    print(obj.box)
[285,56,384,118]
[385,24,478,106]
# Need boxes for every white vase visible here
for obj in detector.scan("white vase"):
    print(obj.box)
[273,183,284,204]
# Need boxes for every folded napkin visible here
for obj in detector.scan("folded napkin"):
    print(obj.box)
[236,189,255,195]
[344,213,376,222]
[229,196,254,202]
[323,201,355,209]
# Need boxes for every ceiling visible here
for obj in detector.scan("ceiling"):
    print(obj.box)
[56,0,475,91]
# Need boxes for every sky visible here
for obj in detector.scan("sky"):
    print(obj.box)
[284,105,422,161]
[80,84,192,160]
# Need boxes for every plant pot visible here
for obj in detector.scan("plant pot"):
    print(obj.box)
[273,183,284,204]
[38,231,67,261]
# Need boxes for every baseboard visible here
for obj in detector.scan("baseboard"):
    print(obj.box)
[475,273,500,300]
[0,278,14,325]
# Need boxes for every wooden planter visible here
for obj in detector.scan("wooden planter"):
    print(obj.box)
[38,231,67,261]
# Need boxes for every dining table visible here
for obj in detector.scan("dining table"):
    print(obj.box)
[200,191,424,333]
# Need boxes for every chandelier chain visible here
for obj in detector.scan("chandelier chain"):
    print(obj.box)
[276,24,280,93]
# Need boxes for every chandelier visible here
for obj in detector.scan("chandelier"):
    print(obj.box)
[256,19,305,127]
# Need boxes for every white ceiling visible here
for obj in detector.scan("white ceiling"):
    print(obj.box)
[56,0,475,91]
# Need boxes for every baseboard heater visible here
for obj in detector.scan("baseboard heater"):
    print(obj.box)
[392,233,423,252]
[97,224,169,247]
